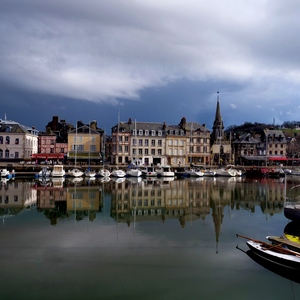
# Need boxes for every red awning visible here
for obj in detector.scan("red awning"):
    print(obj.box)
[31,154,65,159]
[268,156,287,161]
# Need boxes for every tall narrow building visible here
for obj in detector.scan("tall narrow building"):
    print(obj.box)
[211,92,231,165]
[211,91,224,145]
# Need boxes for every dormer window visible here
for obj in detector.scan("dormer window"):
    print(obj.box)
[158,130,162,136]
[139,130,143,136]
[133,130,137,135]
[145,130,149,136]
[151,130,156,136]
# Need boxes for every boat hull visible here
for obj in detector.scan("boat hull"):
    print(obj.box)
[246,240,300,270]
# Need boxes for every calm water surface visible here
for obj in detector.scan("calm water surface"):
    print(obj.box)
[1,176,300,300]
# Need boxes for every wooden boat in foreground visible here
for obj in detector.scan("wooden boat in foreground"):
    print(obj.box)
[237,234,300,270]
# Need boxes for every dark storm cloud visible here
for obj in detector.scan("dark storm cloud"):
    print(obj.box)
[1,0,300,129]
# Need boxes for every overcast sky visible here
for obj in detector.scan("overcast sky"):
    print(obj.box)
[1,0,300,132]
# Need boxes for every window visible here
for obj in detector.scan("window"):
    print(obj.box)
[139,149,143,155]
[158,140,162,146]
[180,130,184,136]
[139,139,143,146]
[145,149,149,155]
[158,149,162,155]
[125,136,129,142]
[151,140,155,146]
[145,139,149,146]
[15,138,19,145]
[119,136,122,142]
[0,137,2,144]
[50,148,54,153]
[5,149,9,158]
[169,140,173,146]
[5,136,10,144]
[125,145,129,152]
[174,140,178,146]
[145,130,149,136]
[90,145,96,152]
[169,148,173,155]
[151,149,155,155]
[180,140,184,146]
[139,130,143,136]
[133,149,136,155]
[60,148,64,153]
[15,152,19,158]
[158,131,162,136]
[133,130,137,135]
[119,145,122,152]
[133,138,137,146]
[151,130,155,136]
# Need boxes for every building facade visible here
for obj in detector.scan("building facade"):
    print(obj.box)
[0,119,39,161]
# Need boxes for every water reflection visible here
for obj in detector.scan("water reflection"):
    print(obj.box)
[0,176,289,228]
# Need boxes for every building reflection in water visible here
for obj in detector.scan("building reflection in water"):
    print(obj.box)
[0,179,37,223]
[1,176,287,232]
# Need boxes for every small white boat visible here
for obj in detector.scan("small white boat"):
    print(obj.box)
[98,168,111,177]
[203,169,217,177]
[186,168,204,177]
[111,169,126,178]
[85,167,96,178]
[68,168,84,177]
[0,168,11,177]
[126,165,142,177]
[237,234,300,270]
[51,165,65,177]
[141,166,157,177]
[215,166,237,177]
[155,165,175,177]
[246,239,300,270]
[38,167,51,177]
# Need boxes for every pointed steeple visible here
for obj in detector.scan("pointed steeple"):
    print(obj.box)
[212,91,224,143]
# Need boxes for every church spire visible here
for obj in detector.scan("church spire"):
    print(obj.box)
[212,91,224,143]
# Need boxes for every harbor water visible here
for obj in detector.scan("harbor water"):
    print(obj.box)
[1,176,300,300]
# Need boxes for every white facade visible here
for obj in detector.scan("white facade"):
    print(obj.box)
[0,119,39,160]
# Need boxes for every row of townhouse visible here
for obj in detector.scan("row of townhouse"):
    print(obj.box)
[110,117,211,166]
[0,116,211,166]
[0,111,290,167]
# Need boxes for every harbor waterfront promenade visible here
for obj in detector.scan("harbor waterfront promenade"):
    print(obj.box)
[0,161,293,178]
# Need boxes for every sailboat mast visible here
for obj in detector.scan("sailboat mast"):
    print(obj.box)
[117,110,120,166]
[75,121,77,166]
[217,91,221,166]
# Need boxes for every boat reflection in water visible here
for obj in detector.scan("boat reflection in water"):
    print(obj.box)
[245,248,300,284]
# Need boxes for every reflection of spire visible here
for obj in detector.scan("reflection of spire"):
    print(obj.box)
[211,199,224,254]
